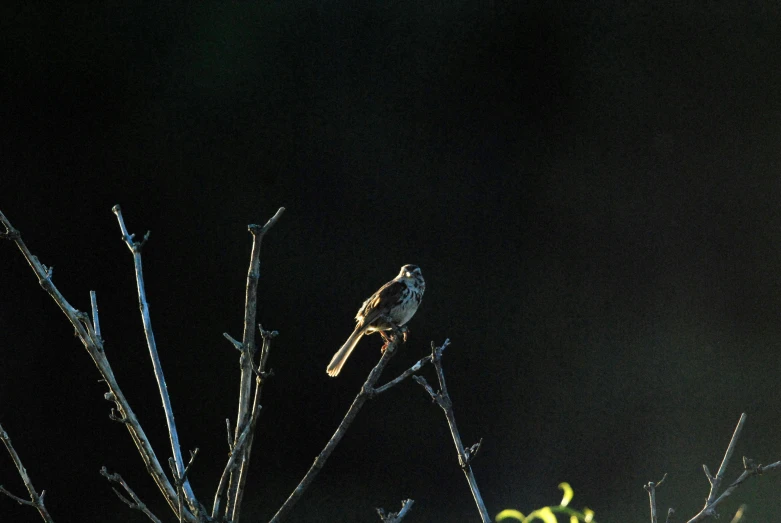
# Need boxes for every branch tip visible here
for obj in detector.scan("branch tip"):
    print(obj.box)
[223,332,243,351]
[703,464,714,484]
[101,466,163,523]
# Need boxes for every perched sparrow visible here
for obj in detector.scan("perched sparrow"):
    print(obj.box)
[327,264,425,377]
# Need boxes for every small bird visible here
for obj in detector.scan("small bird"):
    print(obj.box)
[327,264,425,377]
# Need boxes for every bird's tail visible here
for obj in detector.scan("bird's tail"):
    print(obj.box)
[327,327,365,377]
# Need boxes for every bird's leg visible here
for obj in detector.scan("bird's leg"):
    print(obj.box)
[380,324,409,352]
[380,331,391,352]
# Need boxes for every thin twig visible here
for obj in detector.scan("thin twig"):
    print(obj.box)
[169,449,200,523]
[90,290,103,349]
[0,210,194,521]
[226,207,284,520]
[413,339,491,523]
[112,205,202,517]
[687,413,746,522]
[644,473,668,523]
[0,423,54,523]
[212,405,262,519]
[269,335,403,523]
[223,333,243,352]
[687,460,781,522]
[226,419,234,452]
[707,413,746,505]
[372,346,442,396]
[377,499,415,523]
[100,467,162,523]
[230,325,277,522]
[685,413,781,523]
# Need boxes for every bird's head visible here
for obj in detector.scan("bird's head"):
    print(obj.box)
[398,264,423,281]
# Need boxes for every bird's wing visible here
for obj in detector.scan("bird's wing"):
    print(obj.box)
[356,279,406,326]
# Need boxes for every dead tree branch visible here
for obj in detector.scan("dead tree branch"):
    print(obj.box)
[413,339,491,523]
[112,205,202,516]
[645,414,781,523]
[377,499,415,523]
[100,466,162,523]
[644,473,668,523]
[212,404,262,519]
[225,207,284,521]
[0,210,196,521]
[372,350,437,396]
[269,330,406,523]
[0,423,55,523]
[229,325,277,522]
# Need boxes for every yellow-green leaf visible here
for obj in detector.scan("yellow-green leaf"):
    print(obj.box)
[558,482,574,507]
[525,507,558,523]
[583,508,594,522]
[496,509,526,521]
[570,516,578,523]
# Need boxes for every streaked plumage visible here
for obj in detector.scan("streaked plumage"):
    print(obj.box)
[327,265,425,377]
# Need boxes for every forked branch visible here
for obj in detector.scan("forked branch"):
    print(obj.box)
[112,205,202,516]
[0,423,54,523]
[644,413,781,523]
[0,210,194,521]
[644,473,668,523]
[225,207,284,521]
[269,330,409,523]
[413,339,490,523]
[100,467,162,523]
[377,498,415,523]
[229,325,277,522]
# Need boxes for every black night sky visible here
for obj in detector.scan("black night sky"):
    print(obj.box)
[2,2,781,522]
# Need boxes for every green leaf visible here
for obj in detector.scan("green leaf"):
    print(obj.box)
[558,482,574,507]
[525,507,558,523]
[496,509,526,521]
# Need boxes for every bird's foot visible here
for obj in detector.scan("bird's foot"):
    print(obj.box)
[380,331,391,352]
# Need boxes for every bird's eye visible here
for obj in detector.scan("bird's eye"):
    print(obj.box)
[405,272,411,277]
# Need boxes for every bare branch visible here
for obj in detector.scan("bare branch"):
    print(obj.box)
[377,499,415,523]
[686,414,746,522]
[223,333,243,352]
[371,341,448,395]
[688,460,781,522]
[101,467,162,523]
[226,419,233,452]
[702,464,714,485]
[1,210,194,521]
[112,205,203,517]
[644,473,668,523]
[412,340,491,523]
[226,207,284,520]
[269,334,403,523]
[0,486,37,507]
[89,290,103,347]
[707,413,746,504]
[683,413,781,522]
[229,325,277,522]
[212,404,262,519]
[169,448,201,523]
[183,448,200,483]
[0,423,55,523]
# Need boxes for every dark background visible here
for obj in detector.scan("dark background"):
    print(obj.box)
[2,2,781,522]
